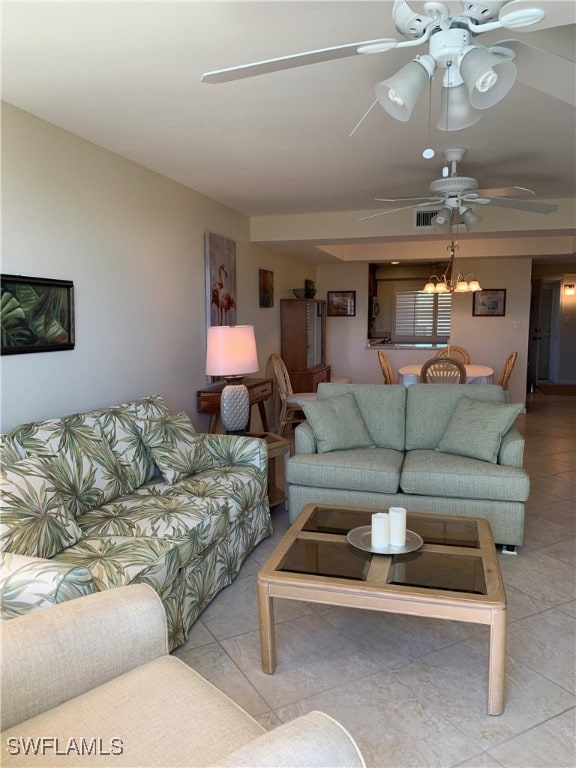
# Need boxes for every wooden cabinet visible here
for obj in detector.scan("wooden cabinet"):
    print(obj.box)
[281,299,330,392]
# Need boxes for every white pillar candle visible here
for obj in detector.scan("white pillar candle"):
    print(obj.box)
[371,512,390,550]
[389,507,407,547]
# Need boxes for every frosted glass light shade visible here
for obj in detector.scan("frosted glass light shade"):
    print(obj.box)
[375,60,431,121]
[206,325,259,378]
[459,47,517,109]
[461,207,483,229]
[437,84,482,131]
[432,207,453,232]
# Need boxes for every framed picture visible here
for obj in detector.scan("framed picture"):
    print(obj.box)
[259,269,273,308]
[1,274,75,355]
[327,290,356,317]
[205,232,237,327]
[473,289,506,317]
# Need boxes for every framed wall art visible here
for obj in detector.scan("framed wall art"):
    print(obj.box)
[472,289,506,317]
[259,269,273,308]
[327,290,356,317]
[205,232,237,327]
[1,274,75,355]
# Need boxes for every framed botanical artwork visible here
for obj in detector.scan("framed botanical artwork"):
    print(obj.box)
[205,232,237,327]
[1,274,75,355]
[259,269,273,308]
[473,289,506,317]
[327,290,356,317]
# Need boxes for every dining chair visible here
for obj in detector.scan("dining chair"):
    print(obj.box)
[377,350,396,384]
[498,351,518,390]
[420,357,466,384]
[434,346,471,365]
[267,353,317,435]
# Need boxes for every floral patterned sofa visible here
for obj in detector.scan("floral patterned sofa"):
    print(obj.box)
[0,395,271,649]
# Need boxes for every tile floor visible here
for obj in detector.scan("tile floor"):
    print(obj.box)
[174,393,575,767]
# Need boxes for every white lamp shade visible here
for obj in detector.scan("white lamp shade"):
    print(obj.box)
[206,325,259,377]
[459,47,517,109]
[436,84,482,131]
[375,60,431,122]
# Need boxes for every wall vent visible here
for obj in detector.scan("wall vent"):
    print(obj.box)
[413,208,441,230]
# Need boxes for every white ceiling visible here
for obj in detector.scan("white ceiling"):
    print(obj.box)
[2,1,576,261]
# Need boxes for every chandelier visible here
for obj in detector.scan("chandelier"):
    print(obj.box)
[422,240,482,294]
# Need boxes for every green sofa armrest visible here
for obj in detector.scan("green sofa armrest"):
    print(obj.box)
[294,422,318,454]
[498,426,525,467]
[203,434,268,472]
[0,584,167,731]
[0,552,94,620]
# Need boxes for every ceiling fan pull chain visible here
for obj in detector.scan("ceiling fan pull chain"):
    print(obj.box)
[349,99,379,138]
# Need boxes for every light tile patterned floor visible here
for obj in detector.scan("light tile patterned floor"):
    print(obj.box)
[174,393,575,767]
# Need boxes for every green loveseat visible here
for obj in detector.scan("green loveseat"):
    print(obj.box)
[287,383,529,548]
[0,395,271,648]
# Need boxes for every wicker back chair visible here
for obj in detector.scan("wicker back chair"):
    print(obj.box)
[434,346,471,365]
[377,350,396,384]
[420,356,466,384]
[267,353,317,435]
[498,351,518,390]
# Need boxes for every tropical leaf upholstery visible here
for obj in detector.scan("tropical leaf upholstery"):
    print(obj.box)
[137,411,213,484]
[0,552,94,619]
[0,456,83,557]
[0,397,272,649]
[96,395,170,493]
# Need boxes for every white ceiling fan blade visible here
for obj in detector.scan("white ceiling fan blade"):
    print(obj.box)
[498,39,576,105]
[473,185,535,197]
[498,1,576,32]
[360,201,438,221]
[484,197,559,213]
[374,196,439,203]
[201,36,399,83]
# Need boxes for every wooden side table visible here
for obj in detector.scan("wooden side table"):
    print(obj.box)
[196,377,273,433]
[248,432,290,509]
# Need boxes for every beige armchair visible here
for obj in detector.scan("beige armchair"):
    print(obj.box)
[1,585,365,767]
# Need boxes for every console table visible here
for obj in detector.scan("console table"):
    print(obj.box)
[197,377,273,433]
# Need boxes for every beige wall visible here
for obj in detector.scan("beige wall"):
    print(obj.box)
[0,104,313,431]
[317,258,532,406]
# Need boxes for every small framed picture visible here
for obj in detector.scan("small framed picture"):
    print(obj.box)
[1,274,75,355]
[472,289,506,317]
[327,290,356,317]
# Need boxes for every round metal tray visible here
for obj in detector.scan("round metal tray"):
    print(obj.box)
[347,526,424,555]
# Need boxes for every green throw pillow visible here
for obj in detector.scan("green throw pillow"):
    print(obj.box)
[0,456,83,558]
[436,397,523,464]
[301,393,375,453]
[137,412,213,484]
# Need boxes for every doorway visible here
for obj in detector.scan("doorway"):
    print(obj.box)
[528,278,561,387]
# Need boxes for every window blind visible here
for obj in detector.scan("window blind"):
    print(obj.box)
[392,281,452,343]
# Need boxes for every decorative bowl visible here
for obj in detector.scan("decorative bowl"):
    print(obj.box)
[292,289,306,299]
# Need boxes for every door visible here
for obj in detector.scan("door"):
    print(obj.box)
[528,278,560,386]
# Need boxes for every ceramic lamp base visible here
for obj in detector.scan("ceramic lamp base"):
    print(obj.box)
[221,383,250,433]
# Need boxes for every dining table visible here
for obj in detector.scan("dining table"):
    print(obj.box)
[398,363,495,386]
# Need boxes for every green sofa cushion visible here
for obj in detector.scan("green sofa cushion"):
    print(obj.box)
[287,447,404,494]
[317,383,407,451]
[137,412,212,484]
[400,449,530,502]
[0,456,83,558]
[405,384,506,450]
[436,397,523,463]
[301,393,375,453]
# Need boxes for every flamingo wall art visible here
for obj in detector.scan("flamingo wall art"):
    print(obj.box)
[205,232,237,327]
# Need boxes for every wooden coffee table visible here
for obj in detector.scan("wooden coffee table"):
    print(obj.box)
[257,503,507,715]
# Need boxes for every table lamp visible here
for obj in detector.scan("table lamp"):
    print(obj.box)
[206,325,259,433]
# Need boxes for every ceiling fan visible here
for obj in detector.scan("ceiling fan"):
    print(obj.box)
[201,1,575,130]
[360,147,559,228]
